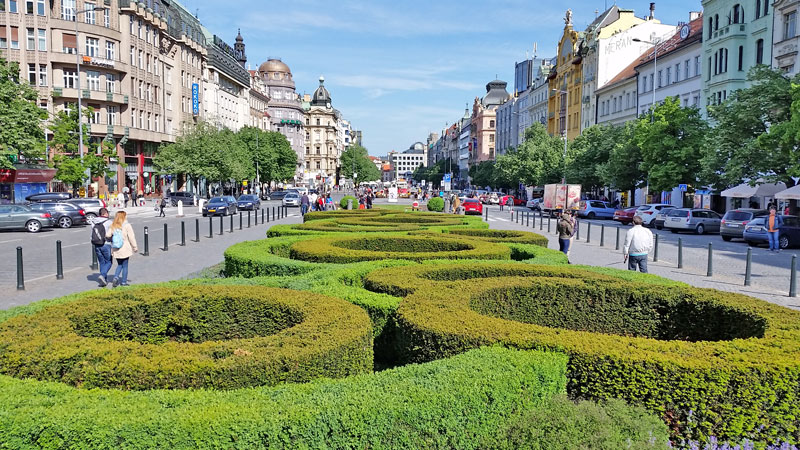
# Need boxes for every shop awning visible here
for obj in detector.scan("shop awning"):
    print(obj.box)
[720,182,786,198]
[775,184,800,200]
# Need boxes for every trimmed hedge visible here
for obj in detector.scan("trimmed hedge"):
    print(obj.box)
[427,196,445,212]
[0,285,373,390]
[364,263,800,443]
[444,228,550,247]
[0,347,574,449]
[224,236,319,277]
[290,235,512,263]
[339,195,358,209]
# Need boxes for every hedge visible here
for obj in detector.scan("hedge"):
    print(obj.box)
[289,235,512,263]
[0,285,373,390]
[427,196,445,212]
[339,195,359,209]
[444,228,550,247]
[0,347,578,449]
[364,262,800,443]
[224,236,319,277]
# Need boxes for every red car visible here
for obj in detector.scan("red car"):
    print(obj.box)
[462,198,483,215]
[613,206,639,225]
[500,195,525,207]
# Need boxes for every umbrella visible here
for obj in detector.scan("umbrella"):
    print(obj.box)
[775,184,800,200]
[720,182,786,198]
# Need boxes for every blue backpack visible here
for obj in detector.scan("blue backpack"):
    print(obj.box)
[111,229,124,249]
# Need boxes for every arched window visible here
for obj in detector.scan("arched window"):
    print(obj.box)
[709,17,714,37]
[755,0,762,19]
[756,39,764,64]
[732,4,744,23]
[715,14,719,30]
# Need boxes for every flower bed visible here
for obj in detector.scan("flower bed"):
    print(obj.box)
[0,285,373,390]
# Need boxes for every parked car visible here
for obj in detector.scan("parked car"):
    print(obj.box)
[25,192,72,202]
[663,208,722,234]
[652,209,674,230]
[720,209,769,241]
[743,215,800,249]
[0,204,55,232]
[486,192,501,205]
[266,190,291,201]
[27,202,87,228]
[613,206,639,225]
[168,191,198,206]
[63,198,107,220]
[202,196,237,217]
[577,200,616,219]
[462,198,483,215]
[237,194,261,211]
[283,192,301,207]
[634,204,676,227]
[526,198,542,211]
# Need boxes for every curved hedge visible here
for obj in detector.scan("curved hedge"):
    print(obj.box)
[224,236,319,277]
[290,235,512,263]
[427,197,444,212]
[444,228,549,247]
[339,195,359,209]
[0,285,373,390]
[364,263,800,443]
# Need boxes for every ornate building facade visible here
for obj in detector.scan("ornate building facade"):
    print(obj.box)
[548,9,582,141]
[303,76,341,186]
[259,58,304,181]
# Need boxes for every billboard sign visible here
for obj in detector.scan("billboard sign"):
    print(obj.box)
[192,83,199,116]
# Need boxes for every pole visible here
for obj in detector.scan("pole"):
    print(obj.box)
[547,216,551,233]
[163,223,168,251]
[653,234,659,262]
[540,213,543,230]
[706,242,713,277]
[91,243,98,269]
[16,247,24,290]
[272,206,276,222]
[678,238,683,269]
[143,226,149,256]
[75,14,86,192]
[195,218,200,242]
[180,221,186,246]
[615,226,620,250]
[239,211,243,230]
[248,211,252,228]
[230,213,234,233]
[219,215,223,235]
[56,240,64,279]
[586,222,591,243]
[600,224,604,247]
[744,247,752,286]
[790,255,797,297]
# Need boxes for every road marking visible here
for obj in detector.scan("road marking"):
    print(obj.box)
[26,266,83,282]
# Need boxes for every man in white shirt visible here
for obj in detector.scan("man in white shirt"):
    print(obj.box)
[623,216,654,273]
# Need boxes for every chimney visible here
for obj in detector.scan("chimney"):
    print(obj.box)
[689,11,701,21]
[649,2,655,20]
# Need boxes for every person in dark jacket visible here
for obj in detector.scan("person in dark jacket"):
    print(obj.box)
[556,212,574,260]
[158,197,167,217]
[300,193,310,215]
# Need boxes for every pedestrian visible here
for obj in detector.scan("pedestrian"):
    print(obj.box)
[452,195,461,214]
[568,210,579,257]
[300,192,310,215]
[317,195,325,211]
[90,207,113,287]
[326,194,335,211]
[623,216,654,273]
[366,194,373,209]
[106,210,138,287]
[123,190,130,208]
[766,206,784,252]
[784,205,791,216]
[309,191,318,211]
[158,196,167,217]
[556,212,574,261]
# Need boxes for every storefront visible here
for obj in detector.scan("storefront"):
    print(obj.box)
[0,168,57,204]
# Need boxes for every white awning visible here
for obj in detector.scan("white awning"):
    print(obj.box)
[720,182,786,198]
[775,184,800,200]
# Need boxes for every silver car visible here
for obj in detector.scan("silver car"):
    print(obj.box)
[664,208,722,235]
[0,204,55,232]
[283,193,301,207]
[63,198,107,220]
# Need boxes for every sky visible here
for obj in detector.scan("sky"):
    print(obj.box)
[184,0,702,156]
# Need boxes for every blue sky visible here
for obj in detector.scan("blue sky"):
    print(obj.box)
[186,0,702,156]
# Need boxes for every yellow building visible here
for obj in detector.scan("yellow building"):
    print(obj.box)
[548,9,583,141]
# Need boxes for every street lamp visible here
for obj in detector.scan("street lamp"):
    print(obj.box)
[73,5,108,195]
[632,37,661,118]
[552,87,569,185]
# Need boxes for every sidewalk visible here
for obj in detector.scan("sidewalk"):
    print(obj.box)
[485,210,800,311]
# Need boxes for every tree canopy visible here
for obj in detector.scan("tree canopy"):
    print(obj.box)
[0,57,47,169]
[340,144,380,185]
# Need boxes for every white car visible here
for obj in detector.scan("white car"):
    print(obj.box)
[282,193,301,207]
[526,198,542,211]
[634,204,676,227]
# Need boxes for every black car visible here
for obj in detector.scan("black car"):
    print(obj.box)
[202,196,237,217]
[237,194,261,211]
[63,198,107,220]
[720,209,769,241]
[27,202,87,228]
[26,192,72,202]
[168,191,198,206]
[265,190,291,201]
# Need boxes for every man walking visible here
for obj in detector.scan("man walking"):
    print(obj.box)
[300,192,310,215]
[767,206,784,252]
[158,196,167,217]
[90,207,113,286]
[556,212,574,262]
[623,216,654,273]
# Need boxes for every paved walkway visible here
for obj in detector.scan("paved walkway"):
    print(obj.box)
[484,208,800,311]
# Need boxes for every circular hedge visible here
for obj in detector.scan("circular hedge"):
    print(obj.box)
[364,263,800,443]
[427,197,445,212]
[441,229,549,247]
[0,285,373,390]
[339,195,359,209]
[289,235,512,263]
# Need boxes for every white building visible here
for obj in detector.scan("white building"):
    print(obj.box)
[201,29,250,131]
[495,95,517,155]
[595,66,639,126]
[527,58,554,132]
[458,107,471,187]
[773,0,800,76]
[389,143,427,181]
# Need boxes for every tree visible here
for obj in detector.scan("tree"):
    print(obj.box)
[236,127,297,187]
[340,144,380,186]
[597,122,644,192]
[0,57,47,169]
[504,123,564,187]
[50,107,92,191]
[634,97,709,193]
[83,138,119,181]
[154,121,230,196]
[468,161,496,189]
[566,125,621,191]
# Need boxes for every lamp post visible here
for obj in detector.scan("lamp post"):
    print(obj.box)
[74,5,108,195]
[632,37,660,118]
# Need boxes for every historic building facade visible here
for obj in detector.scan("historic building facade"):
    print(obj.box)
[303,76,341,186]
[773,0,800,76]
[548,10,583,141]
[201,28,249,131]
[259,58,305,181]
[469,79,508,164]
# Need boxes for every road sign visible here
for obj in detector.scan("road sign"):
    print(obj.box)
[443,173,451,183]
[679,184,687,191]
[242,180,248,186]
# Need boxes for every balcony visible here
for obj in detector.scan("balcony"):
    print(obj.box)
[52,86,128,104]
[712,23,747,42]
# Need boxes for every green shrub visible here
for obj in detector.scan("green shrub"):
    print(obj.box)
[427,196,444,212]
[224,237,318,277]
[339,195,359,209]
[364,262,800,443]
[0,347,570,449]
[0,285,373,390]
[445,228,549,247]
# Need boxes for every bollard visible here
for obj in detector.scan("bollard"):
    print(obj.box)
[56,240,63,280]
[547,217,551,233]
[230,213,234,233]
[143,226,150,256]
[91,244,99,269]
[586,223,591,243]
[239,211,243,230]
[163,223,168,251]
[16,246,24,290]
[706,242,713,277]
[744,247,752,286]
[484,206,488,221]
[531,212,535,228]
[615,227,620,250]
[195,218,200,242]
[600,224,605,247]
[678,238,683,268]
[181,221,186,246]
[576,220,580,240]
[219,215,223,235]
[248,211,252,228]
[208,216,213,238]
[273,207,276,222]
[526,212,530,227]
[177,200,184,217]
[653,234,659,262]
[540,213,544,230]
[264,208,267,223]
[516,211,519,223]
[791,255,797,298]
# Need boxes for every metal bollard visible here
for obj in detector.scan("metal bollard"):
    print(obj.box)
[531,212,535,228]
[615,227,620,250]
[248,211,252,228]
[195,218,200,242]
[653,234,659,262]
[790,255,797,297]
[547,217,551,233]
[16,246,24,290]
[586,223,591,243]
[707,242,713,277]
[143,226,150,256]
[230,213,234,233]
[239,212,243,230]
[744,247,752,286]
[91,244,99,269]
[219,215,223,235]
[273,207,276,222]
[678,238,683,268]
[526,212,530,227]
[539,213,544,230]
[264,208,267,223]
[163,223,168,251]
[576,221,580,240]
[516,211,519,223]
[56,240,63,280]
[181,221,186,246]
[209,216,214,238]
[600,224,605,247]
[484,206,488,221]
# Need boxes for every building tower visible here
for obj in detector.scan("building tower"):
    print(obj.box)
[234,29,246,67]
[260,58,305,181]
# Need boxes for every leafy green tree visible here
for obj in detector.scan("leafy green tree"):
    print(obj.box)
[634,97,709,193]
[236,127,297,187]
[567,125,621,191]
[154,121,227,196]
[340,144,380,186]
[0,57,47,169]
[83,139,119,181]
[468,161,496,189]
[597,122,644,192]
[501,123,564,187]
[50,107,92,191]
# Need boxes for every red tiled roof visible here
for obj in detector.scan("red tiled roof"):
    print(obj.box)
[636,15,704,68]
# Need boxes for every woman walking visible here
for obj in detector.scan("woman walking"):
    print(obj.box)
[106,211,138,287]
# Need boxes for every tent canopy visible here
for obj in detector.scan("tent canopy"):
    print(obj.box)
[775,184,800,200]
[720,182,786,198]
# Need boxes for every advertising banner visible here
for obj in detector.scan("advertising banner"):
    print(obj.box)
[192,83,199,116]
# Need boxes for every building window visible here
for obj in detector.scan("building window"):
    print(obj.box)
[154,114,159,132]
[85,37,98,57]
[489,120,495,128]
[25,0,32,14]
[756,0,762,19]
[86,70,99,90]
[732,4,743,24]
[88,104,100,124]
[0,29,6,49]
[107,106,117,125]
[63,68,77,88]
[147,113,151,131]
[764,0,769,17]
[138,50,143,69]
[708,17,714,38]
[714,14,719,30]
[36,0,44,15]
[738,45,744,70]
[105,41,114,60]
[139,111,144,129]
[130,46,135,65]
[27,64,36,84]
[657,70,663,88]
[166,92,171,110]
[666,67,671,85]
[37,28,45,51]
[84,2,95,24]
[26,28,34,50]
[103,7,109,27]
[756,39,764,64]
[38,64,47,86]
[785,11,797,39]
[685,59,690,79]
[138,81,143,99]
[649,74,654,91]
[61,0,75,20]
[106,73,115,92]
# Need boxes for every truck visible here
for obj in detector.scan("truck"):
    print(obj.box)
[541,184,582,217]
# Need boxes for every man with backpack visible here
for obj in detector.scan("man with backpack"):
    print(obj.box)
[90,208,113,287]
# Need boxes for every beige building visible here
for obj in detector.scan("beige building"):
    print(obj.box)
[469,79,508,164]
[774,0,800,76]
[303,76,341,186]
[248,69,269,130]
